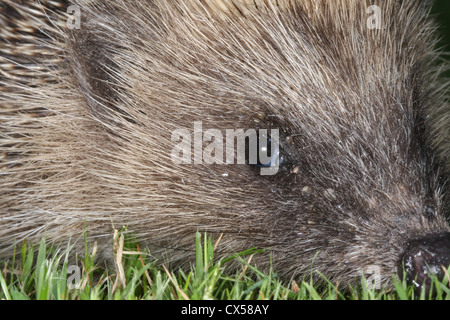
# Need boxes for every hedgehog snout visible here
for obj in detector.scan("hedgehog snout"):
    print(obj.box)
[399,232,450,296]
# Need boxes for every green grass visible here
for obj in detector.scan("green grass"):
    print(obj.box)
[0,231,449,300]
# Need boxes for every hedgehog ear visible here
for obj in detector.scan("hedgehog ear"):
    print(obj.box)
[68,20,132,125]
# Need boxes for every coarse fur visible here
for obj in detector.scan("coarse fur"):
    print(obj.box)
[1,0,449,288]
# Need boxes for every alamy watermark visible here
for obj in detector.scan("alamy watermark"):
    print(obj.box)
[171,122,280,176]
[65,4,383,32]
[67,5,81,30]
[362,265,381,290]
[66,265,82,289]
[366,5,382,30]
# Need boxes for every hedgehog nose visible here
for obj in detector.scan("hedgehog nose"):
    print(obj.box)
[400,232,450,296]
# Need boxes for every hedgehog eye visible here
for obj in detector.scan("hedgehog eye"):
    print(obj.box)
[247,131,283,168]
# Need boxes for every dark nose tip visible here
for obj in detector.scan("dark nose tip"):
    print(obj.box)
[400,232,450,296]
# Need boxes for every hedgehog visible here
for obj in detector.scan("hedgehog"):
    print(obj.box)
[1,0,449,293]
